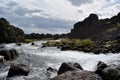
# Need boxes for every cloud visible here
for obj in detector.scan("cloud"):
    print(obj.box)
[68,0,93,6]
[20,26,69,34]
[0,0,119,34]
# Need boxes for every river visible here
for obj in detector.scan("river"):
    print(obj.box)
[0,41,120,80]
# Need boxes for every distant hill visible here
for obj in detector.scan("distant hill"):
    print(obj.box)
[68,12,120,41]
[0,18,25,43]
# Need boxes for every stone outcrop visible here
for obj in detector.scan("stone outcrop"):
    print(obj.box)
[68,12,120,41]
[0,18,25,43]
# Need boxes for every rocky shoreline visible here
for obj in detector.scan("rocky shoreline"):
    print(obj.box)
[51,61,120,80]
[42,37,120,54]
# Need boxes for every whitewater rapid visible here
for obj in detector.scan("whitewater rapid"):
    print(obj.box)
[1,41,120,80]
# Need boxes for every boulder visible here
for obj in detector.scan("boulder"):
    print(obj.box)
[0,49,19,60]
[102,65,120,80]
[95,61,108,78]
[16,43,22,46]
[95,62,120,80]
[7,63,29,77]
[0,56,4,62]
[97,61,108,69]
[51,70,102,80]
[31,42,35,45]
[57,62,83,75]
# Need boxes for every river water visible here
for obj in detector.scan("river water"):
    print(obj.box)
[0,41,120,80]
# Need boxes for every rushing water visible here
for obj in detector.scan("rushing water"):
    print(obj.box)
[0,41,120,80]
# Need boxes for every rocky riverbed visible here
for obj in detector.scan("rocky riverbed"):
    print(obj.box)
[0,41,120,80]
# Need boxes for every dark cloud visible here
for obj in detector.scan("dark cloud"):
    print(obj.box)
[68,0,93,6]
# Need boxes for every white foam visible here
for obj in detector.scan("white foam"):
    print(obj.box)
[12,41,120,71]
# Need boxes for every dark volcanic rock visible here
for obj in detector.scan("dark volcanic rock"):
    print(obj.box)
[101,65,120,80]
[0,18,25,43]
[0,49,19,60]
[31,42,35,45]
[97,61,108,69]
[57,62,83,75]
[95,62,120,80]
[68,13,100,39]
[51,70,102,80]
[68,12,120,41]
[95,61,108,79]
[7,64,29,77]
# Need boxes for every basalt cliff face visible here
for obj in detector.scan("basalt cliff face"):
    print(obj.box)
[0,18,25,43]
[68,12,120,41]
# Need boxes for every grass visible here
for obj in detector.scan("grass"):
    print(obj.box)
[42,38,96,49]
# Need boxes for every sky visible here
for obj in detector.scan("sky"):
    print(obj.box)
[0,0,120,34]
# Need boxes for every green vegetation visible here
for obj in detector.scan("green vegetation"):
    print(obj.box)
[42,39,96,51]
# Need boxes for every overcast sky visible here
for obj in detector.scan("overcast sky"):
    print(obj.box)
[0,0,120,34]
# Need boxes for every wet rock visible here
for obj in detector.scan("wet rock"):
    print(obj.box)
[51,70,102,80]
[47,67,57,72]
[31,42,35,45]
[95,62,120,80]
[97,61,108,69]
[7,63,29,77]
[16,43,22,46]
[0,49,19,60]
[57,62,83,75]
[102,65,120,80]
[61,46,70,51]
[0,56,4,62]
[94,49,102,54]
[95,61,108,78]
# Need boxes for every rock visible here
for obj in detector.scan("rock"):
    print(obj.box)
[61,46,70,51]
[47,67,57,72]
[97,61,108,69]
[7,63,29,77]
[31,42,35,45]
[0,18,25,43]
[94,49,102,54]
[57,62,83,75]
[95,61,108,78]
[0,56,4,62]
[0,49,19,60]
[9,49,19,59]
[102,65,120,80]
[51,70,102,80]
[16,43,22,46]
[96,63,120,80]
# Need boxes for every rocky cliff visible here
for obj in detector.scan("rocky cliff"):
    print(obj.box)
[0,18,25,43]
[68,12,120,41]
